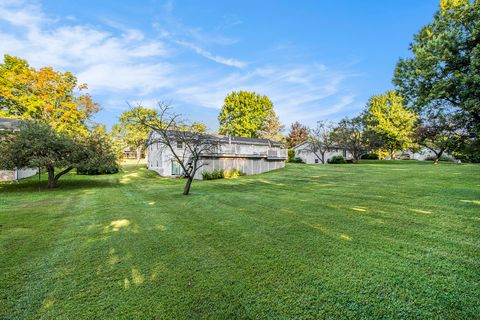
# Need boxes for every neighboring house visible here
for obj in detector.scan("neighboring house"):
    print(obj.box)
[0,118,39,182]
[147,132,288,179]
[123,146,144,159]
[399,148,454,161]
[293,141,352,164]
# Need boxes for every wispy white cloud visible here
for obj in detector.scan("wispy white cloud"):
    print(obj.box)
[0,0,360,127]
[174,40,247,68]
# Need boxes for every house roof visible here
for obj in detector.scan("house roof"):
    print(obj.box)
[292,140,309,149]
[150,130,282,147]
[293,140,346,150]
[0,118,21,130]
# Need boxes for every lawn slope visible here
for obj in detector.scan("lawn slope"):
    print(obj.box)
[1,162,479,319]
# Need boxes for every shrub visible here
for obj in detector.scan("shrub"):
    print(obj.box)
[77,163,119,175]
[290,157,304,163]
[361,153,379,160]
[225,168,246,178]
[287,149,296,162]
[425,155,453,162]
[202,169,225,180]
[328,155,347,164]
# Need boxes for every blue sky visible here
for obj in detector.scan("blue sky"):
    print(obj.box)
[0,0,439,131]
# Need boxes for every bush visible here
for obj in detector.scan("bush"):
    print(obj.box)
[202,169,225,180]
[361,153,379,160]
[328,155,347,164]
[224,168,245,178]
[202,168,246,180]
[425,155,453,162]
[290,157,304,163]
[77,163,119,175]
[287,149,295,162]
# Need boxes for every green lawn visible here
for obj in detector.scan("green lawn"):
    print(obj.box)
[1,161,479,319]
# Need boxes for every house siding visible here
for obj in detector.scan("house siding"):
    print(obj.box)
[294,142,352,164]
[147,133,287,179]
[0,168,38,182]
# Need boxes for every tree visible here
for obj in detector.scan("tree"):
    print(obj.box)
[414,112,467,164]
[0,55,99,136]
[111,106,158,161]
[304,121,336,164]
[133,102,218,195]
[218,91,274,138]
[0,121,91,188]
[365,91,418,159]
[332,116,376,163]
[393,0,480,137]
[286,121,309,148]
[257,109,285,142]
[77,125,119,174]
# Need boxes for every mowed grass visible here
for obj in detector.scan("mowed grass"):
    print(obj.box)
[0,161,479,319]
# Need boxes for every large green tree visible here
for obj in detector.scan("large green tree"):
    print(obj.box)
[332,116,380,163]
[218,91,278,138]
[413,112,467,164]
[0,55,99,136]
[393,0,480,136]
[0,121,96,188]
[112,106,158,161]
[365,91,418,159]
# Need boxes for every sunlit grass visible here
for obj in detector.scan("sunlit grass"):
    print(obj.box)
[1,161,479,319]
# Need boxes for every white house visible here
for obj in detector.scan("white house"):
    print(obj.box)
[293,141,352,164]
[0,118,38,182]
[147,132,288,179]
[400,148,454,161]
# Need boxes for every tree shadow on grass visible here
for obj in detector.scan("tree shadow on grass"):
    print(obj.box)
[0,176,119,194]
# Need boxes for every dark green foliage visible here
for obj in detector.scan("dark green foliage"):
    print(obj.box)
[328,155,347,164]
[393,0,480,137]
[454,140,480,163]
[76,164,119,175]
[290,157,304,163]
[202,169,225,180]
[77,126,119,175]
[0,121,90,187]
[361,153,379,160]
[287,149,296,162]
[425,155,453,162]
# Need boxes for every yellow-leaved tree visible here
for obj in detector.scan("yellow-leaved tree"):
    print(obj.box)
[365,90,418,159]
[0,54,99,136]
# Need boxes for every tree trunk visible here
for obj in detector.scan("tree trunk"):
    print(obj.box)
[47,166,73,188]
[136,146,143,163]
[390,150,396,160]
[434,149,444,165]
[47,166,57,188]
[183,176,193,195]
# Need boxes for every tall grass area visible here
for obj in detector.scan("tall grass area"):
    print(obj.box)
[1,161,479,319]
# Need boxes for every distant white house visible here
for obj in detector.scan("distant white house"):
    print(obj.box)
[0,118,38,182]
[399,148,454,161]
[293,141,352,164]
[147,132,288,179]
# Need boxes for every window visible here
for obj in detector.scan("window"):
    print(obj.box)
[177,141,183,148]
[315,159,319,164]
[171,160,181,175]
[343,149,347,157]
